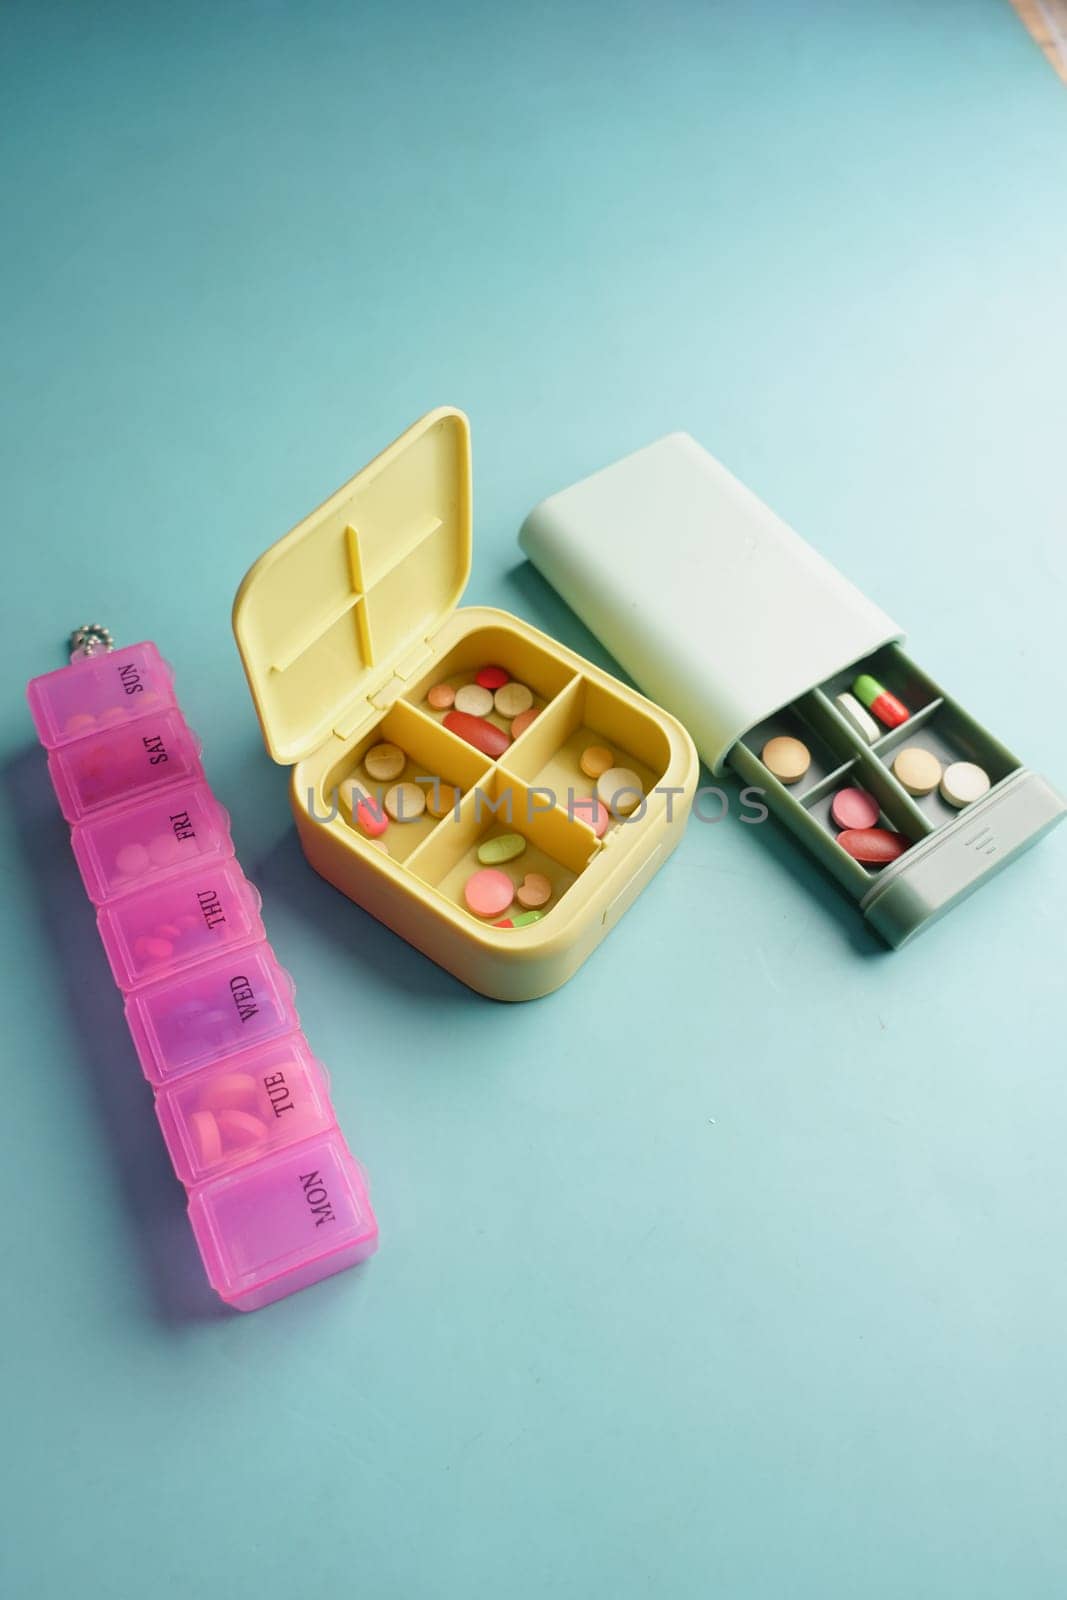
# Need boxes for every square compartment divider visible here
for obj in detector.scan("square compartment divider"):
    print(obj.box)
[319,699,491,864]
[407,768,600,923]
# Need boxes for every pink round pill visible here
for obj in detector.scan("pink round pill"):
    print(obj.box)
[199,1072,258,1112]
[217,1108,268,1148]
[148,832,182,866]
[830,787,880,831]
[571,796,610,838]
[115,843,151,877]
[464,867,515,918]
[189,1109,222,1166]
[141,936,174,961]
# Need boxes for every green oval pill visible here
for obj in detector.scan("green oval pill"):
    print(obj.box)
[476,832,527,865]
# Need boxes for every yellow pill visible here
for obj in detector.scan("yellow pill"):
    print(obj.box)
[384,781,426,821]
[494,682,533,719]
[580,745,614,779]
[364,742,406,782]
[426,782,460,818]
[761,735,811,785]
[892,746,942,797]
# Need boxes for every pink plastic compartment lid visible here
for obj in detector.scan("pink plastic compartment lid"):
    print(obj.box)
[124,941,300,1084]
[71,780,233,905]
[155,1033,336,1185]
[187,1131,378,1311]
[27,641,177,749]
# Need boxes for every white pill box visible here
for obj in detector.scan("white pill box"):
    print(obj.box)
[520,433,1065,945]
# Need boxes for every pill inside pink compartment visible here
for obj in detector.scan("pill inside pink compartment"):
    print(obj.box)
[829,787,881,832]
[187,1131,378,1311]
[97,860,264,990]
[125,943,299,1084]
[71,780,233,903]
[46,707,202,823]
[26,641,178,750]
[157,1037,336,1181]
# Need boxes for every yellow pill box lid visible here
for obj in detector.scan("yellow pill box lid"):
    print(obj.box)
[234,407,472,764]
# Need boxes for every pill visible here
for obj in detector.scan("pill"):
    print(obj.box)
[98,705,129,727]
[138,936,174,961]
[148,832,182,865]
[454,684,495,717]
[760,736,811,785]
[464,867,515,918]
[444,710,511,758]
[427,682,455,710]
[199,1072,258,1111]
[355,797,389,838]
[477,832,527,864]
[189,1109,222,1165]
[940,760,991,809]
[852,674,909,730]
[836,827,908,864]
[892,746,942,797]
[217,1108,268,1148]
[426,781,460,818]
[384,781,426,821]
[596,766,644,815]
[339,776,372,816]
[476,665,510,690]
[510,707,540,738]
[580,745,614,779]
[516,872,552,908]
[158,923,182,939]
[571,795,610,837]
[364,742,406,782]
[115,843,151,877]
[835,691,879,744]
[830,787,881,830]
[64,713,97,735]
[493,910,544,928]
[494,682,533,719]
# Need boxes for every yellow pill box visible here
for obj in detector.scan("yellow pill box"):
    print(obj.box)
[232,408,698,1000]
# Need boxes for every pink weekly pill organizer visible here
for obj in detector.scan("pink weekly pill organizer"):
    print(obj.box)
[27,635,378,1312]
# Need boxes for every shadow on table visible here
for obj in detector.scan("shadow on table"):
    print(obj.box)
[249,823,483,1008]
[5,746,227,1326]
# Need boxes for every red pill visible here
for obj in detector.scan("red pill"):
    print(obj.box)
[444,710,511,759]
[355,798,389,839]
[837,827,908,864]
[476,665,510,690]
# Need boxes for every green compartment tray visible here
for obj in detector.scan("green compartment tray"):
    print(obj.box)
[728,642,1065,945]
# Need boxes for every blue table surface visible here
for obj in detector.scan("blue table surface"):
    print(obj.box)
[3,3,1066,1596]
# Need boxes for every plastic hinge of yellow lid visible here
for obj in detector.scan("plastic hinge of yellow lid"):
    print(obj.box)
[233,407,472,765]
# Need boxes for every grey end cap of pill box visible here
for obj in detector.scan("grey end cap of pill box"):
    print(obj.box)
[859,769,1066,947]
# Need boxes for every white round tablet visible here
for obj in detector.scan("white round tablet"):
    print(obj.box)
[596,766,644,815]
[454,684,494,717]
[494,682,533,719]
[940,761,991,809]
